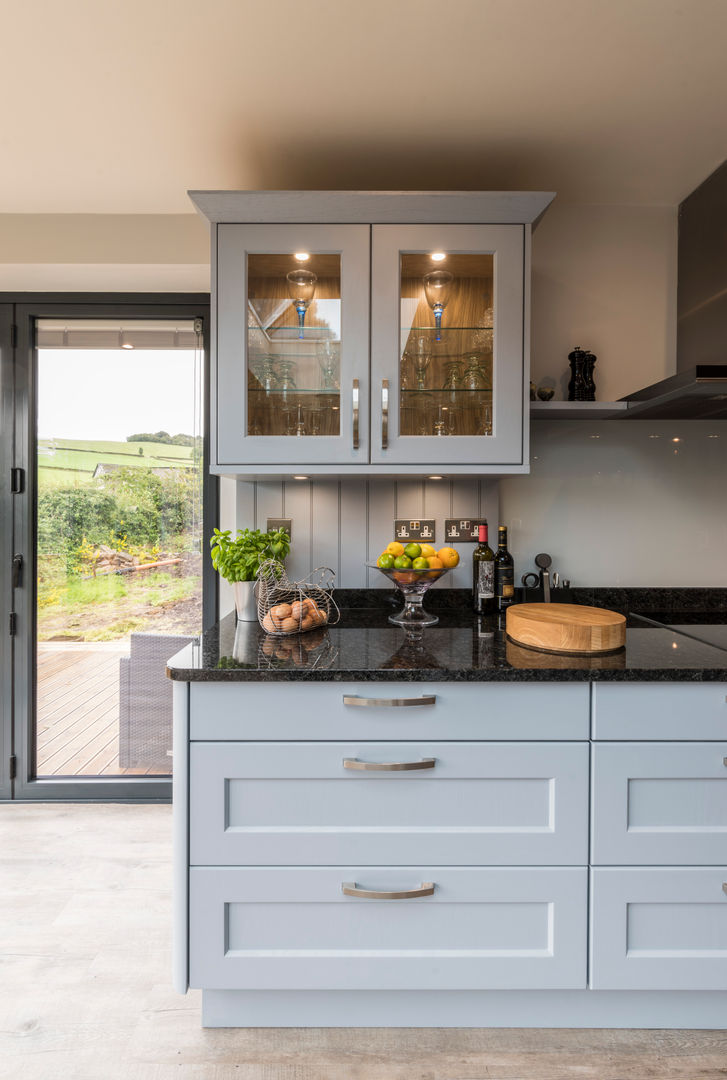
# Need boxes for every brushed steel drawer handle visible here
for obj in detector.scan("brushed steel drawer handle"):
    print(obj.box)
[343,757,436,771]
[381,378,389,449]
[352,378,360,451]
[723,883,727,896]
[342,881,435,900]
[342,694,436,708]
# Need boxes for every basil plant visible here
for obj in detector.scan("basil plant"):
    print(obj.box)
[209,526,291,583]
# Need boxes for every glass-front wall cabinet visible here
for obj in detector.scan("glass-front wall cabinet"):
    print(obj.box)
[216,224,370,465]
[215,219,527,470]
[371,224,526,466]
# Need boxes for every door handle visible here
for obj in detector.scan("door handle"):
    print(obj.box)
[342,881,435,900]
[342,757,436,771]
[381,379,389,449]
[352,378,359,450]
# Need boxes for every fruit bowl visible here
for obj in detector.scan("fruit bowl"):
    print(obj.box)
[368,563,451,628]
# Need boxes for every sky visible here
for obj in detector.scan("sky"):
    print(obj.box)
[37,349,199,441]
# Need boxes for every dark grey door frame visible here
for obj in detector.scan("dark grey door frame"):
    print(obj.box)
[0,304,15,799]
[5,293,214,801]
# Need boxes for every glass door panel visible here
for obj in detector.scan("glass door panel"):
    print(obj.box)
[247,253,341,438]
[216,224,369,467]
[371,225,525,466]
[400,252,493,439]
[33,319,203,780]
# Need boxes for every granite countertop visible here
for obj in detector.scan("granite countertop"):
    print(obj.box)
[166,589,727,683]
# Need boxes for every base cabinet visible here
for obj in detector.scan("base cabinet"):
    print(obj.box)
[175,679,727,1026]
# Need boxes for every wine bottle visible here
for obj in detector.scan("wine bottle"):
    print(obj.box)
[494,525,515,611]
[473,522,495,615]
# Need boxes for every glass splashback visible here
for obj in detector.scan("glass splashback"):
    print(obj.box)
[247,253,342,437]
[399,252,493,437]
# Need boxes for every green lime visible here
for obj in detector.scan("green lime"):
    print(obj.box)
[412,557,429,570]
[393,554,412,569]
[377,552,395,569]
[403,542,421,560]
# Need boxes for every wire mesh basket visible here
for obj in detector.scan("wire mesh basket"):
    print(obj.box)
[256,559,340,636]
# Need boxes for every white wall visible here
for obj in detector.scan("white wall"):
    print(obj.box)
[530,202,678,400]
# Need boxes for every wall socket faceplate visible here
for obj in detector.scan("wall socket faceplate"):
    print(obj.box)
[393,519,436,542]
[266,518,292,538]
[444,518,488,542]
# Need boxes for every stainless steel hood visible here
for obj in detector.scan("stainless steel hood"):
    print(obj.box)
[620,162,727,420]
[621,365,727,419]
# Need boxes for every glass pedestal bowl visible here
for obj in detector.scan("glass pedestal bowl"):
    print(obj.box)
[369,564,451,628]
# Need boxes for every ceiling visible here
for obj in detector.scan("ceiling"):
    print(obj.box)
[3,0,727,214]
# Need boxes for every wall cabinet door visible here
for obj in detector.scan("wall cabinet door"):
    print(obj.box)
[370,225,526,467]
[216,224,370,466]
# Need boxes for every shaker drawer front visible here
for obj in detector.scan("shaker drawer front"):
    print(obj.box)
[190,741,589,865]
[590,868,727,990]
[592,683,727,741]
[591,743,727,865]
[189,681,589,741]
[189,866,587,991]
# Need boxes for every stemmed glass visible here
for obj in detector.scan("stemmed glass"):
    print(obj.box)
[286,269,317,338]
[318,340,339,389]
[411,336,432,390]
[423,270,454,342]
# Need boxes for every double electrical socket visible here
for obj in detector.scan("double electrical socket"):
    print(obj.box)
[393,519,436,542]
[443,517,488,542]
[266,518,292,539]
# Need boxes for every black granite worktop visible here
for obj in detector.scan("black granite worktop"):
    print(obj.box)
[166,589,727,683]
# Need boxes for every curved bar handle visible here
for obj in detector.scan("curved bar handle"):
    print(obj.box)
[342,881,435,900]
[342,694,436,708]
[381,378,389,449]
[343,757,436,772]
[352,378,360,451]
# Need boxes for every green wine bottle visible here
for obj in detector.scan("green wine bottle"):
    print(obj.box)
[494,525,515,611]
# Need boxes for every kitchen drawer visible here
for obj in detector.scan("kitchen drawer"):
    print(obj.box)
[592,683,727,741]
[590,868,727,990]
[591,743,727,865]
[189,681,589,741]
[190,741,589,866]
[189,866,587,991]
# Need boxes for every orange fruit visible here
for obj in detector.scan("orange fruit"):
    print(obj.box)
[427,556,444,569]
[437,546,460,568]
[386,541,405,557]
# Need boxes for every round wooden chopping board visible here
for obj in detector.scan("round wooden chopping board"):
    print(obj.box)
[506,603,626,655]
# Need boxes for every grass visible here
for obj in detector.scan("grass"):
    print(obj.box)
[37,438,196,487]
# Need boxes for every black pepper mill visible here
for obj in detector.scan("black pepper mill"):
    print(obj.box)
[582,350,597,401]
[567,346,588,401]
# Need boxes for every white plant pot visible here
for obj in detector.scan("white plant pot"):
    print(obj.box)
[233,580,258,622]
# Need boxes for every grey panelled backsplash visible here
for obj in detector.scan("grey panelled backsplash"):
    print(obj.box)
[234,478,499,590]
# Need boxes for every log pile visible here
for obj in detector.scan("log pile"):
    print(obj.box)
[91,545,137,576]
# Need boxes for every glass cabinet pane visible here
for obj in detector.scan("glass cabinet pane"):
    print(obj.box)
[399,253,493,438]
[247,253,341,438]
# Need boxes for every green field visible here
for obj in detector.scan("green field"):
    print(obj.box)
[38,438,196,487]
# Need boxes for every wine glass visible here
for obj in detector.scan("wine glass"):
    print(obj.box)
[411,335,431,390]
[423,270,454,342]
[286,269,317,339]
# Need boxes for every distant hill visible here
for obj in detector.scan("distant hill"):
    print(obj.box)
[38,438,198,488]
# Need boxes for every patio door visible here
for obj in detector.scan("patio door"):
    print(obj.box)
[5,297,213,800]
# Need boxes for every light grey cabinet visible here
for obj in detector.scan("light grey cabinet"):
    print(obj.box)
[590,683,727,991]
[190,190,555,476]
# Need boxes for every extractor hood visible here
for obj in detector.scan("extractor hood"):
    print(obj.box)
[621,161,727,420]
[620,364,727,419]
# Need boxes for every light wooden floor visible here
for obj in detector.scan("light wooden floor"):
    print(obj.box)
[36,644,167,777]
[1,804,725,1080]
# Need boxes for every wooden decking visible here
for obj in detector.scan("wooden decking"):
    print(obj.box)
[36,643,170,777]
